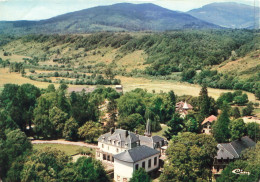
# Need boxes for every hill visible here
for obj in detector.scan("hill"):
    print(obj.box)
[188,2,259,29]
[0,3,219,35]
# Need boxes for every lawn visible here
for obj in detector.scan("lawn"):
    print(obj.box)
[152,124,168,138]
[33,144,95,156]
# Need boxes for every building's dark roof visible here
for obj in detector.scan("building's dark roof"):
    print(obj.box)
[98,129,164,147]
[113,145,160,163]
[216,136,256,160]
[98,129,139,147]
[230,136,256,156]
[152,135,165,143]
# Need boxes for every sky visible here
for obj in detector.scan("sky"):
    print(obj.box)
[0,0,257,21]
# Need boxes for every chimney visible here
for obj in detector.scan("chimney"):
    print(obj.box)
[125,130,129,138]
[110,128,113,134]
[136,140,140,146]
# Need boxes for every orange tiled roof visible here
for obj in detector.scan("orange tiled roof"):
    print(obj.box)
[201,115,217,125]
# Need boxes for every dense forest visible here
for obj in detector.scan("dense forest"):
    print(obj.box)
[0,82,259,181]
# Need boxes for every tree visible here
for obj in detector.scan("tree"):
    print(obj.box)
[233,93,248,106]
[198,85,211,121]
[185,116,199,133]
[104,64,115,80]
[63,117,79,141]
[255,89,260,100]
[118,113,145,132]
[212,102,231,143]
[21,147,70,182]
[160,133,217,182]
[242,102,254,116]
[49,106,68,138]
[0,129,32,180]
[68,157,110,182]
[130,168,151,182]
[78,121,102,143]
[246,122,260,142]
[105,98,117,131]
[231,107,241,119]
[164,114,184,140]
[230,119,246,140]
[181,69,196,83]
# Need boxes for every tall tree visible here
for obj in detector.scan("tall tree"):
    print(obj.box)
[230,119,246,140]
[198,85,211,122]
[164,114,184,140]
[160,132,217,182]
[63,117,79,141]
[212,102,231,143]
[78,121,102,143]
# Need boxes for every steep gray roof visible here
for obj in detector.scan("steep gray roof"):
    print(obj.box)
[113,145,160,163]
[230,136,256,156]
[98,129,139,146]
[216,136,256,160]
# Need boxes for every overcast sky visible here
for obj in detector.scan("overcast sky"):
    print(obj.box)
[0,0,257,21]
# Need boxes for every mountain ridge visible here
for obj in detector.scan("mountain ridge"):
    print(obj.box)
[188,2,259,29]
[0,3,220,35]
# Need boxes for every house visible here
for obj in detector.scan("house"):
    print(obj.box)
[175,101,193,117]
[113,145,160,182]
[96,129,139,163]
[115,85,123,94]
[96,120,167,181]
[212,136,256,175]
[201,115,217,134]
[96,119,166,163]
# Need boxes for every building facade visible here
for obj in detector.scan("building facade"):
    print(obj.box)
[201,115,217,134]
[212,136,256,175]
[113,145,160,182]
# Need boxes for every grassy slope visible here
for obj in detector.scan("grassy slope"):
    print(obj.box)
[212,49,260,81]
[0,35,259,103]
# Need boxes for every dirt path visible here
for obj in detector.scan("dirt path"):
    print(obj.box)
[31,140,98,149]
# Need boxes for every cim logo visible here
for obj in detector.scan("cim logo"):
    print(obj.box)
[232,169,250,175]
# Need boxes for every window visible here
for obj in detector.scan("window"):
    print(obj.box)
[103,154,106,160]
[123,178,127,182]
[107,155,110,161]
[112,157,114,162]
[102,144,104,148]
[116,148,119,153]
[148,159,151,168]
[154,157,157,166]
[142,161,145,168]
[117,175,120,182]
[135,164,139,170]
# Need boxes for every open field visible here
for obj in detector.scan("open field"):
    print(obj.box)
[33,143,95,156]
[0,68,258,104]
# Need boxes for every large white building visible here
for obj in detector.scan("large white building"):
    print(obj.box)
[113,145,160,182]
[96,120,167,182]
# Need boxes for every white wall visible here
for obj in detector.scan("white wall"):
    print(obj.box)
[114,153,160,182]
[98,142,127,154]
[114,159,133,182]
[133,154,160,173]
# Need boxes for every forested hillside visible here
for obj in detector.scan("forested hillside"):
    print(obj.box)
[0,30,259,94]
[0,3,219,35]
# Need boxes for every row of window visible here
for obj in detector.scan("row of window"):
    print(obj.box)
[135,157,157,170]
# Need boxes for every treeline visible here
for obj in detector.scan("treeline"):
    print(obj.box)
[25,72,121,85]
[193,69,260,93]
